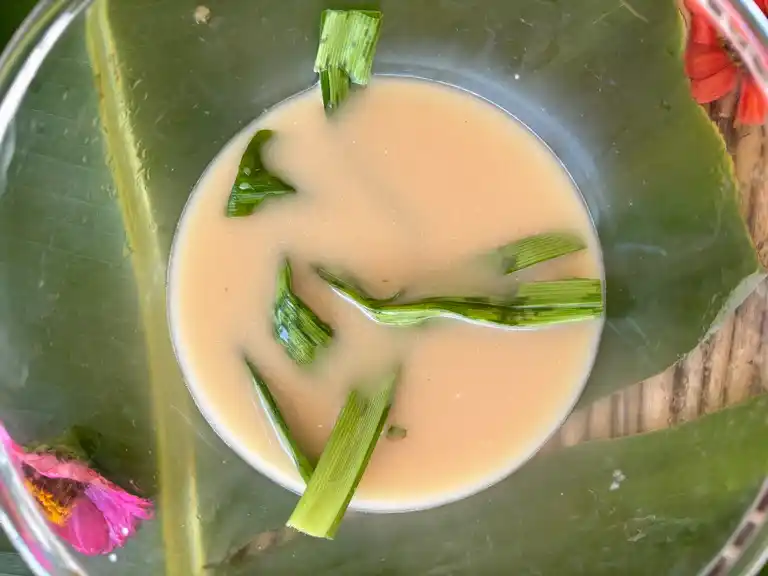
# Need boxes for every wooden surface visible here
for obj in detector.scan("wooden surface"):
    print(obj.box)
[554,95,768,447]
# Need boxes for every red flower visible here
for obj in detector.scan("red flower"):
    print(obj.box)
[684,0,768,124]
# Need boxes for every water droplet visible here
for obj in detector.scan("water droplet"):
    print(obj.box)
[30,119,45,135]
[194,5,212,24]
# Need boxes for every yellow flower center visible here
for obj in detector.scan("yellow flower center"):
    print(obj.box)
[22,465,85,527]
[24,479,74,526]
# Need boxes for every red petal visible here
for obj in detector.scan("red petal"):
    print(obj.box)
[684,0,709,16]
[690,65,738,103]
[737,77,768,124]
[690,16,720,46]
[685,43,732,80]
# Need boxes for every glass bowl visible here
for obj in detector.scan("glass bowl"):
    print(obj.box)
[1,0,768,574]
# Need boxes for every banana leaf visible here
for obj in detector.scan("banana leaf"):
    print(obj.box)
[0,0,761,574]
[0,552,32,576]
[236,394,768,576]
[98,0,760,406]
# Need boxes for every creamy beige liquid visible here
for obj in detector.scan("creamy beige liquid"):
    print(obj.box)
[169,77,603,511]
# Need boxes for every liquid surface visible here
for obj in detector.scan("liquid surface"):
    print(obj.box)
[169,77,603,510]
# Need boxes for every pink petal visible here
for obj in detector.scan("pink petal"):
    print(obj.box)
[0,423,26,464]
[16,452,102,484]
[54,496,111,555]
[0,422,99,484]
[85,485,153,550]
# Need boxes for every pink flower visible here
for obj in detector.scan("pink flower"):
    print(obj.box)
[0,423,153,555]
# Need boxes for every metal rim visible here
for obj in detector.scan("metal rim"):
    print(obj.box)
[0,0,765,574]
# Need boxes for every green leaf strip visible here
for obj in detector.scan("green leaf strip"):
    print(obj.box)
[287,369,398,538]
[273,260,334,365]
[227,130,295,217]
[246,358,315,483]
[318,268,602,329]
[314,10,383,112]
[496,232,586,274]
[512,279,603,308]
